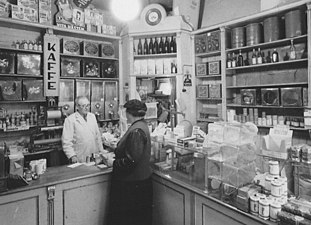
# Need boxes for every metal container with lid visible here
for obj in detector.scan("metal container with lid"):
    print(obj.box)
[285,9,303,38]
[246,23,262,46]
[263,16,282,42]
[231,27,245,48]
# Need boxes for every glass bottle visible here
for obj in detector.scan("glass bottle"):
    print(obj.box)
[159,37,164,54]
[143,38,148,55]
[231,52,237,68]
[227,53,232,68]
[33,40,38,51]
[238,50,244,67]
[16,40,20,49]
[257,48,263,64]
[266,51,272,63]
[148,38,154,54]
[170,35,175,53]
[38,40,42,51]
[28,41,34,50]
[272,48,279,63]
[164,36,170,53]
[153,37,159,54]
[251,49,257,65]
[289,39,296,60]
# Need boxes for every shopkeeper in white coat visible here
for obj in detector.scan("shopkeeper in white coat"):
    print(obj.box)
[62,96,104,163]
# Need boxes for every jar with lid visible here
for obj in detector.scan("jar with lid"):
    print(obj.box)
[269,160,279,176]
[265,174,274,191]
[259,198,270,220]
[269,201,281,222]
[250,193,260,215]
[271,179,283,197]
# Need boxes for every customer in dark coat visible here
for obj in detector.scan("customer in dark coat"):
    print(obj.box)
[107,99,153,225]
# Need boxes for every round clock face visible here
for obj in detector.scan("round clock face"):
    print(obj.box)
[145,8,162,26]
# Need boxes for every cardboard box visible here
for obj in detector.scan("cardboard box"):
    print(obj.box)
[17,0,38,22]
[11,5,25,20]
[38,0,52,25]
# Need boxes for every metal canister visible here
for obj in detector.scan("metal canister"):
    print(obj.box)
[246,23,263,46]
[231,27,245,48]
[285,9,303,38]
[263,16,281,42]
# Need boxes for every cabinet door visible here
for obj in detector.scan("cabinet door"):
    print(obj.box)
[152,174,192,225]
[194,194,265,225]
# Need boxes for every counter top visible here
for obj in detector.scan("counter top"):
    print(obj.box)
[0,164,112,196]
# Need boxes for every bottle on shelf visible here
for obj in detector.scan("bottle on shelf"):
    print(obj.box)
[238,50,244,67]
[266,50,272,63]
[143,38,148,55]
[231,52,237,68]
[257,48,263,64]
[251,49,257,65]
[153,37,159,54]
[244,51,250,66]
[159,37,164,54]
[148,38,154,54]
[38,40,42,51]
[28,41,34,50]
[33,41,38,51]
[137,38,142,55]
[164,36,170,53]
[227,53,232,68]
[170,35,176,53]
[289,39,296,60]
[16,40,20,49]
[272,48,279,63]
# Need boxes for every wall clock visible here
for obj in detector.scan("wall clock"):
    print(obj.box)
[140,4,167,26]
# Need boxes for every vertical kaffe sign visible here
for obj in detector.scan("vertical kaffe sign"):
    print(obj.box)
[44,34,60,96]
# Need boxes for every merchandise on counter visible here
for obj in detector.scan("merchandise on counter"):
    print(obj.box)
[22,79,44,101]
[83,41,99,57]
[17,53,41,75]
[61,57,81,77]
[0,51,15,74]
[0,80,22,101]
[278,210,311,225]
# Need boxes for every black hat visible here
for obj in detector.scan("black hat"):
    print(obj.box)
[124,99,147,112]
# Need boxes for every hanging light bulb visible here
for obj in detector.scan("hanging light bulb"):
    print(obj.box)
[111,0,141,22]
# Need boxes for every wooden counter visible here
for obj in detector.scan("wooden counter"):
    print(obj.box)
[0,165,112,225]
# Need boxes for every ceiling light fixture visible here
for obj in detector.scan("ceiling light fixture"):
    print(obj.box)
[111,0,141,22]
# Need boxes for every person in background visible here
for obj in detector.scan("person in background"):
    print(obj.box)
[62,96,104,163]
[106,99,153,225]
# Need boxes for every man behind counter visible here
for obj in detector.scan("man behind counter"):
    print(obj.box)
[62,96,104,163]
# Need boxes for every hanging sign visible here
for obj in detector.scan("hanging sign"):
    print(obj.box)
[183,65,192,87]
[44,34,60,97]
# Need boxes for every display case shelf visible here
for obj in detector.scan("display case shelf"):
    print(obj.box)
[226,58,308,71]
[134,53,177,59]
[60,76,118,81]
[196,75,221,79]
[0,74,43,78]
[227,82,308,89]
[0,46,43,54]
[60,53,118,61]
[197,97,222,101]
[131,74,179,78]
[226,104,306,109]
[195,50,221,58]
[0,100,46,104]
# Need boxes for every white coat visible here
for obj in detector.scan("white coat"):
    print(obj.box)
[62,112,104,162]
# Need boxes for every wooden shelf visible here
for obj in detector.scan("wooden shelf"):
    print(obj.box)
[196,75,221,78]
[196,118,222,123]
[60,77,118,81]
[226,58,307,71]
[227,104,305,109]
[227,82,308,89]
[60,53,118,61]
[0,100,46,104]
[226,35,307,52]
[0,74,43,78]
[195,50,221,58]
[0,46,43,54]
[131,74,178,78]
[197,97,222,101]
[23,148,58,156]
[134,53,177,59]
[257,125,308,131]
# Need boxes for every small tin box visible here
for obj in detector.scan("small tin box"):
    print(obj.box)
[195,33,207,54]
[83,41,99,57]
[0,51,15,74]
[83,59,100,77]
[62,38,81,55]
[281,87,302,107]
[22,79,44,101]
[196,63,207,76]
[61,57,81,77]
[241,89,256,105]
[101,61,117,78]
[261,88,279,106]
[101,42,115,58]
[206,30,220,52]
[17,53,41,75]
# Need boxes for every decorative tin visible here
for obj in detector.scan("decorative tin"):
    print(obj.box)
[246,23,262,46]
[196,63,207,76]
[17,53,41,75]
[0,80,22,101]
[0,51,15,74]
[101,42,115,58]
[281,87,302,107]
[206,30,220,52]
[62,38,81,55]
[231,27,245,48]
[261,88,279,106]
[83,59,100,77]
[208,61,221,75]
[22,79,45,101]
[285,10,303,38]
[197,85,209,98]
[101,60,117,78]
[83,41,99,57]
[264,16,282,42]
[241,89,256,105]
[194,33,207,54]
[209,83,222,99]
[61,57,80,77]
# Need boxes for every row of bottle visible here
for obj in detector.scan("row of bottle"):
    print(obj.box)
[135,36,177,55]
[227,40,297,68]
[0,111,38,130]
[11,40,43,51]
